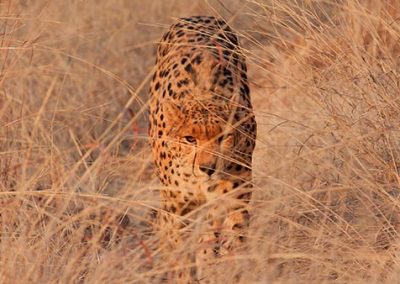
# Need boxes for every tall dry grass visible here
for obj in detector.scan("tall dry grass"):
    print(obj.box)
[1,0,399,283]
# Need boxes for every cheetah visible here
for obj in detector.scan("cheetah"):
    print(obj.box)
[148,16,256,282]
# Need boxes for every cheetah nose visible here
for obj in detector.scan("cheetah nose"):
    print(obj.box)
[199,164,216,177]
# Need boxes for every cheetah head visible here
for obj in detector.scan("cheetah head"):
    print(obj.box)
[160,99,248,185]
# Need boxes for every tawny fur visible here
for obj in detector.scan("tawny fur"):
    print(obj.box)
[149,16,256,283]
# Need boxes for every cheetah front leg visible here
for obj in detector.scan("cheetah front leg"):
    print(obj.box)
[156,188,202,284]
[196,180,252,282]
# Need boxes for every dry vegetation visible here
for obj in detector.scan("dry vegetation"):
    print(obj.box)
[1,0,400,283]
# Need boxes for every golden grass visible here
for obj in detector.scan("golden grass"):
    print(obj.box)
[1,0,400,283]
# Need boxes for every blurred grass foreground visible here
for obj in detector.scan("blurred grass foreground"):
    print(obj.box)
[1,0,400,283]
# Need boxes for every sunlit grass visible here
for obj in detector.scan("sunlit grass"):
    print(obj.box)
[1,0,399,283]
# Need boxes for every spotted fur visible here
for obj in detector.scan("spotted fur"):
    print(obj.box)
[148,16,256,283]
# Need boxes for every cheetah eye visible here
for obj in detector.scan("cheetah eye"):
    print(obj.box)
[183,136,197,144]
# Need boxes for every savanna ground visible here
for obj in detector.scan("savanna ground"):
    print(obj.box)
[1,0,400,283]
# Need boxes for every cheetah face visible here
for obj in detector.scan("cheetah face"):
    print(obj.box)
[175,122,235,181]
[151,99,253,190]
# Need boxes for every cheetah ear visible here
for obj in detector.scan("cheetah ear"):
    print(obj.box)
[162,100,184,122]
[192,53,219,90]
